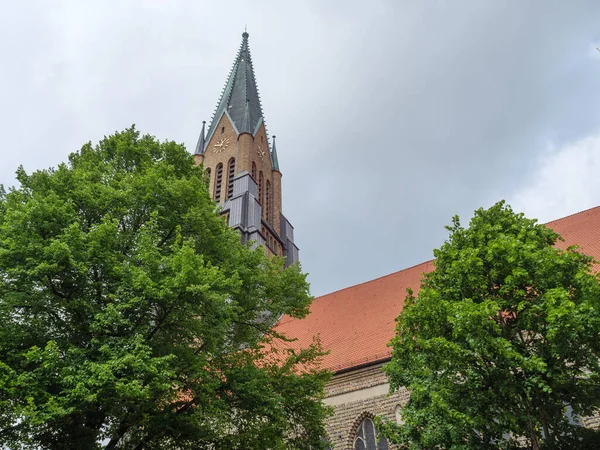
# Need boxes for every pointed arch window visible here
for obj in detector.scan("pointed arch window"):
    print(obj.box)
[266,180,271,223]
[214,163,223,203]
[251,161,257,180]
[226,158,235,200]
[354,418,388,450]
[205,168,211,186]
[258,171,264,208]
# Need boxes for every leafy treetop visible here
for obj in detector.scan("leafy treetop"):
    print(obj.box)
[0,127,331,450]
[382,201,600,450]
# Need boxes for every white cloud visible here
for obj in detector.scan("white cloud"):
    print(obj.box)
[510,134,600,223]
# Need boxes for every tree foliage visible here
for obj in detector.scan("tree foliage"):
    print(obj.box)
[382,201,600,449]
[0,127,331,449]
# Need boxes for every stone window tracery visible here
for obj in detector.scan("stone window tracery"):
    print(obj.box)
[353,417,388,450]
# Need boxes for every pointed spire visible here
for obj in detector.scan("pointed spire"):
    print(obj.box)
[194,121,206,155]
[204,31,266,144]
[271,135,280,171]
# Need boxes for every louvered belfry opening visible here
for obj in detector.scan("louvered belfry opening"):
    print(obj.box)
[227,158,235,200]
[215,163,223,202]
[266,180,271,223]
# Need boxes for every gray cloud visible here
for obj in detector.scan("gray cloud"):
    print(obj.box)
[2,1,600,296]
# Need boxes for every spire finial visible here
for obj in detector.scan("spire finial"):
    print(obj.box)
[242,26,249,39]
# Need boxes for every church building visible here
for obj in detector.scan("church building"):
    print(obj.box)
[195,32,600,450]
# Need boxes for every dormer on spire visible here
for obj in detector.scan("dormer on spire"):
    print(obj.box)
[204,31,265,144]
[240,99,252,134]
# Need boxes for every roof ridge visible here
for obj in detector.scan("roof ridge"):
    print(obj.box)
[316,259,433,300]
[314,205,600,300]
[544,204,600,226]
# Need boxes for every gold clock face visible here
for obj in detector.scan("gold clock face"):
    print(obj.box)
[256,145,268,161]
[212,138,230,153]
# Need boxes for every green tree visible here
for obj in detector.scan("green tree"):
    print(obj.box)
[0,127,330,449]
[382,201,600,449]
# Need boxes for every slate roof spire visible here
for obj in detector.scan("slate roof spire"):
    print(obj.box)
[271,135,280,171]
[194,120,206,155]
[205,31,265,144]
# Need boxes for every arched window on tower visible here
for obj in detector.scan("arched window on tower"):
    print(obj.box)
[266,180,271,223]
[205,168,211,186]
[251,161,257,180]
[214,163,223,203]
[258,171,264,208]
[226,157,235,200]
[354,417,388,450]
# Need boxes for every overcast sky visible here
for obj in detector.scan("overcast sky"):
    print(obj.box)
[2,1,600,296]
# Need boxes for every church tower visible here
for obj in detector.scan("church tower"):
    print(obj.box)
[193,32,298,267]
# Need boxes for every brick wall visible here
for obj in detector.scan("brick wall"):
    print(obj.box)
[323,363,599,449]
[323,363,409,450]
[582,409,600,429]
[271,170,282,236]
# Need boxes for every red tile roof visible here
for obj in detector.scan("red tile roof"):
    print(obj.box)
[546,206,600,272]
[274,206,600,373]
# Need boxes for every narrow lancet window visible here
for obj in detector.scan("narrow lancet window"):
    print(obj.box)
[215,163,223,202]
[227,158,235,200]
